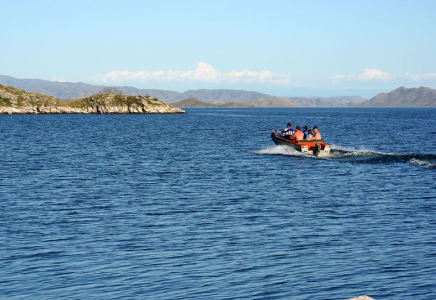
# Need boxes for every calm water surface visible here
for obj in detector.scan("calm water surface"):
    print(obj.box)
[1,108,435,299]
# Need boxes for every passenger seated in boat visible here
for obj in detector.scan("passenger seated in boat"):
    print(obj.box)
[306,129,314,140]
[303,125,309,139]
[282,123,295,139]
[313,126,322,140]
[294,126,305,141]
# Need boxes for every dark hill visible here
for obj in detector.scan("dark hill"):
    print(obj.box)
[355,86,436,107]
[172,98,220,108]
[96,87,125,95]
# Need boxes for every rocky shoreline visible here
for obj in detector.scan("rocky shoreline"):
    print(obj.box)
[0,84,186,114]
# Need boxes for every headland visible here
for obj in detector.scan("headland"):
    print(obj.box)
[0,84,186,114]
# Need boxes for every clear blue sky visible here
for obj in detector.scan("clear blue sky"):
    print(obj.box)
[1,0,435,97]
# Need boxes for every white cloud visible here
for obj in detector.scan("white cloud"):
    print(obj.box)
[92,62,292,85]
[400,72,436,82]
[332,69,436,84]
[332,68,392,84]
[357,68,392,81]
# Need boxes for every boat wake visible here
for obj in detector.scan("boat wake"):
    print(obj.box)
[329,145,394,159]
[409,158,436,168]
[256,145,436,168]
[331,145,436,167]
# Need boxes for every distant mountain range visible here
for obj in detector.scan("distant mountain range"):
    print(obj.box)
[0,75,359,106]
[172,98,253,108]
[289,96,365,107]
[0,75,105,99]
[171,96,364,107]
[174,89,270,103]
[250,96,365,107]
[0,75,269,103]
[241,97,300,107]
[354,86,436,107]
[1,75,435,107]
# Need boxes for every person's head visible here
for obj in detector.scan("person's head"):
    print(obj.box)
[313,126,318,132]
[308,129,313,135]
[296,126,300,130]
[287,123,292,128]
[303,125,308,130]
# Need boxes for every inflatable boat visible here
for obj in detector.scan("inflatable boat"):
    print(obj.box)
[271,131,332,157]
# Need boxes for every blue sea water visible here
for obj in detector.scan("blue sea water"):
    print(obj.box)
[0,108,435,300]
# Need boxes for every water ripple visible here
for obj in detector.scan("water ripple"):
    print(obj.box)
[0,110,435,299]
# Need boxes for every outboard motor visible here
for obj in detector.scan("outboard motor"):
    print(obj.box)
[314,143,322,154]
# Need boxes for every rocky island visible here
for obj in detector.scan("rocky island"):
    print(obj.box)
[0,84,186,114]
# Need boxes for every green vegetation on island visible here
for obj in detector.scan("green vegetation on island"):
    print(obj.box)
[0,84,186,114]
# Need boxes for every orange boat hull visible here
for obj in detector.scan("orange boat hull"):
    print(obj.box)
[271,131,332,157]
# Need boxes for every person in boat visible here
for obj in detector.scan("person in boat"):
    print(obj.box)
[282,123,295,139]
[303,125,309,139]
[313,126,322,140]
[294,126,305,141]
[306,129,314,140]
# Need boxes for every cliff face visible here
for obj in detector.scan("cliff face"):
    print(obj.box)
[0,84,185,114]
